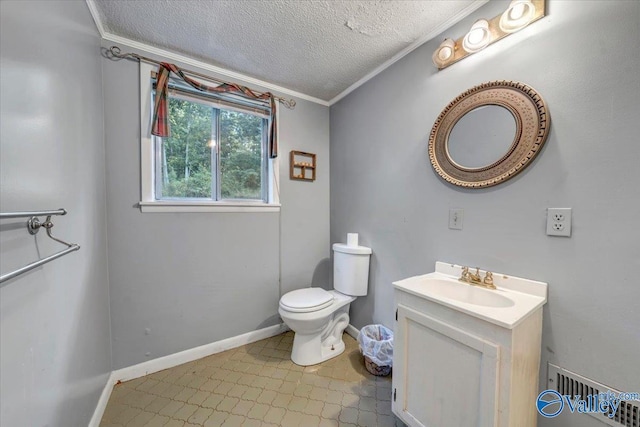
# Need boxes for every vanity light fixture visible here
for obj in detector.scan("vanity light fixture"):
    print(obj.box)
[432,0,545,70]
[462,19,491,53]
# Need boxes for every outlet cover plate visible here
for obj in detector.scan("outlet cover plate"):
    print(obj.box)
[546,208,572,237]
[449,208,463,230]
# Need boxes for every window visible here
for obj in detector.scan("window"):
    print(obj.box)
[139,63,279,212]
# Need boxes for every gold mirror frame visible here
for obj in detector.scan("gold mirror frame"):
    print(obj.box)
[428,80,550,188]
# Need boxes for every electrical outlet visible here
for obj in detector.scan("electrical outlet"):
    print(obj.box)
[547,208,572,237]
[449,208,463,230]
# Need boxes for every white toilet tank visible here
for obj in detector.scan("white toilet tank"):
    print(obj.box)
[332,243,372,296]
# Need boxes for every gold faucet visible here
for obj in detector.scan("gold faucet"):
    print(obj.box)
[459,266,496,290]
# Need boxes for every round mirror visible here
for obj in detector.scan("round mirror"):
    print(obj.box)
[447,105,517,169]
[428,80,550,188]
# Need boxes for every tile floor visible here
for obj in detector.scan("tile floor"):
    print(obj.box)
[100,332,405,427]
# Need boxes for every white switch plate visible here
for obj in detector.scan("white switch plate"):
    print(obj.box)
[546,208,572,237]
[449,208,463,230]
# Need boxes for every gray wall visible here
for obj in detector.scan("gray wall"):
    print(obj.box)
[0,1,112,426]
[102,45,330,369]
[330,1,640,426]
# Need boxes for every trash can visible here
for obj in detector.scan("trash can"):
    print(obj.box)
[357,324,394,376]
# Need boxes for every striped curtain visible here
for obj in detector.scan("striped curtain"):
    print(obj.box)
[152,62,278,158]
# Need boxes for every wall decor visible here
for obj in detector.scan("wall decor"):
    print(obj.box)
[428,80,550,188]
[290,150,316,181]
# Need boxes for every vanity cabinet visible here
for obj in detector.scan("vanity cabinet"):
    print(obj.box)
[392,285,544,427]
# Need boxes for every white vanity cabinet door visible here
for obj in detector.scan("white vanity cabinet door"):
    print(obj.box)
[392,305,500,427]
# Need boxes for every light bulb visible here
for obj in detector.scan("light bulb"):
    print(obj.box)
[509,3,526,20]
[499,0,535,33]
[462,20,491,53]
[432,38,456,68]
[438,46,452,61]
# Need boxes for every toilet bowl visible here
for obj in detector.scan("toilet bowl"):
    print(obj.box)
[278,241,372,366]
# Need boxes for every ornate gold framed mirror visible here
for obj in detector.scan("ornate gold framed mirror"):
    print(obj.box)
[428,80,550,188]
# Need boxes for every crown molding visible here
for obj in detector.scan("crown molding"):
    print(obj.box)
[85,0,106,37]
[86,0,488,107]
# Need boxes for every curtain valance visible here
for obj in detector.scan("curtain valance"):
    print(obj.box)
[152,62,278,158]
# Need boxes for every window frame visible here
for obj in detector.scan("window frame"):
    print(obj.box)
[139,62,280,213]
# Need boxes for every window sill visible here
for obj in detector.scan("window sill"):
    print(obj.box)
[139,201,281,213]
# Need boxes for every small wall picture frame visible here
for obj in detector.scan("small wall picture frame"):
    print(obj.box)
[290,150,316,181]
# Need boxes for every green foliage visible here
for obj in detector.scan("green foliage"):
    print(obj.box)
[160,96,264,200]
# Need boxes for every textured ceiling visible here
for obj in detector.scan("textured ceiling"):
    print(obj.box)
[92,0,483,102]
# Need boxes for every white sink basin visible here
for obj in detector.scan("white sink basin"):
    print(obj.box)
[393,262,548,328]
[417,277,515,308]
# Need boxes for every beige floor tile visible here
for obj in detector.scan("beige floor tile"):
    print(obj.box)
[126,390,157,409]
[172,403,199,421]
[325,390,344,405]
[263,378,283,391]
[302,399,325,416]
[238,373,258,386]
[231,399,255,416]
[280,410,303,427]
[218,396,240,412]
[126,410,155,427]
[201,392,226,409]
[322,402,341,420]
[214,381,235,395]
[288,396,308,412]
[111,406,142,424]
[136,379,160,392]
[173,387,197,403]
[241,386,262,401]
[318,418,340,427]
[187,407,214,425]
[221,414,246,427]
[144,413,171,427]
[256,389,278,405]
[341,393,359,408]
[187,389,210,405]
[228,384,249,398]
[159,384,185,400]
[144,396,172,414]
[158,401,185,417]
[246,402,270,420]
[338,407,359,424]
[293,383,313,398]
[299,414,321,427]
[241,418,262,427]
[203,410,230,426]
[199,379,222,392]
[262,406,286,424]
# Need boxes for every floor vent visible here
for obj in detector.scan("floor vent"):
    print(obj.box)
[548,363,639,427]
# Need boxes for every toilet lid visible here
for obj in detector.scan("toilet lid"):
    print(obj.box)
[280,288,334,313]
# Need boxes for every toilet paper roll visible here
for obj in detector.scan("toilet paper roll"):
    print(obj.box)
[347,233,359,247]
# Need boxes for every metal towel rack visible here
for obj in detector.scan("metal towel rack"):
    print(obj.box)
[0,209,80,284]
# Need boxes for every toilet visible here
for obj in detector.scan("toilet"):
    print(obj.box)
[278,241,372,366]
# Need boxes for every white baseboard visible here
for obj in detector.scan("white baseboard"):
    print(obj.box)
[112,323,289,383]
[88,372,116,427]
[345,323,359,340]
[89,323,288,426]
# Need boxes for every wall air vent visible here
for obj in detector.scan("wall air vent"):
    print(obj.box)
[548,363,639,427]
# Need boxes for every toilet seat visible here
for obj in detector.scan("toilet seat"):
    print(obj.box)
[279,288,334,313]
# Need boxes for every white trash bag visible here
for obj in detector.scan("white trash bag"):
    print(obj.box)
[357,324,394,367]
